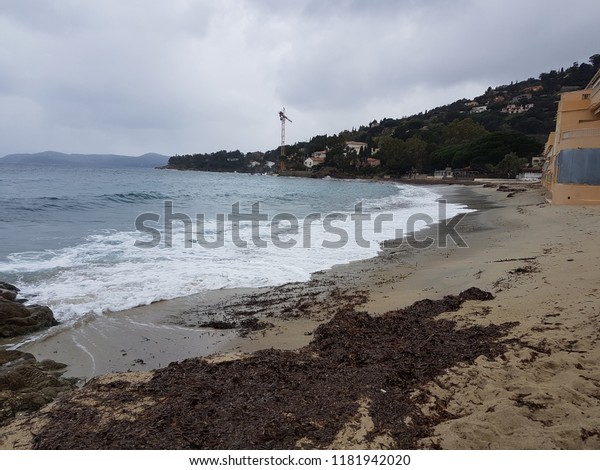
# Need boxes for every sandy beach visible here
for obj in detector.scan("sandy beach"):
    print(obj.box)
[2,183,600,449]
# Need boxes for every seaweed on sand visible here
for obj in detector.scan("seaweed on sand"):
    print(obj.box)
[32,287,516,450]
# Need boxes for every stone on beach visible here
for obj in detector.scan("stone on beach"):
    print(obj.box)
[0,282,58,339]
[0,349,75,426]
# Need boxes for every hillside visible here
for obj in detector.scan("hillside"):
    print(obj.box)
[0,151,169,168]
[168,54,600,177]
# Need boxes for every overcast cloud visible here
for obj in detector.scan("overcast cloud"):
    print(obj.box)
[1,0,599,157]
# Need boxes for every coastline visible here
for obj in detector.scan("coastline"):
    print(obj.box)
[3,182,600,449]
[11,183,487,380]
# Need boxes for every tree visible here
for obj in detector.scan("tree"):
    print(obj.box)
[441,118,488,145]
[495,152,527,178]
[323,135,349,169]
[403,136,427,172]
[378,137,410,175]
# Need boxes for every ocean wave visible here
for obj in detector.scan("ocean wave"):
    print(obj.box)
[2,191,172,214]
[1,176,475,325]
[100,191,170,204]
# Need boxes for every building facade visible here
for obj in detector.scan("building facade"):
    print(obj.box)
[542,70,600,204]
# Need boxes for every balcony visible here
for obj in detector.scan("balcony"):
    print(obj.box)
[561,128,600,140]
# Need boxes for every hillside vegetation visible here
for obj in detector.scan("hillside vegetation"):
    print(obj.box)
[167,55,600,177]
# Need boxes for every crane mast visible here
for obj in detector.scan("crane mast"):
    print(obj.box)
[278,107,292,173]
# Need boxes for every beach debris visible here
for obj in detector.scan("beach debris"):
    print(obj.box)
[28,287,517,450]
[492,257,537,263]
[509,265,540,275]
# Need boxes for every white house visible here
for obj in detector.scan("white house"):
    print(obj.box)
[517,170,542,181]
[434,167,454,178]
[501,103,534,114]
[345,141,368,154]
[304,156,326,168]
[470,105,487,113]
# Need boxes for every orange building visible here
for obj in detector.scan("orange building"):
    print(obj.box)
[542,70,600,204]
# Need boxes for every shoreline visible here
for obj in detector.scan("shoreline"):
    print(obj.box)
[3,182,600,449]
[11,183,489,380]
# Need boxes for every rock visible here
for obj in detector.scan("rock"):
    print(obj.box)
[0,300,58,338]
[0,349,37,366]
[0,348,75,425]
[0,289,17,301]
[38,359,67,371]
[0,282,19,293]
[0,299,31,320]
[0,284,72,426]
[0,282,58,339]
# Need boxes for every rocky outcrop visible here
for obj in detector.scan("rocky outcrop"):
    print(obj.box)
[0,282,18,302]
[0,282,58,338]
[0,348,76,426]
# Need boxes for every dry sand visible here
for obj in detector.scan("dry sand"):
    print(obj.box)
[218,184,600,449]
[2,183,599,449]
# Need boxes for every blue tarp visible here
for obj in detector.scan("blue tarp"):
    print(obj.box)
[557,148,600,185]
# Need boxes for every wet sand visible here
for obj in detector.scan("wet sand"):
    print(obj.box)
[3,183,600,449]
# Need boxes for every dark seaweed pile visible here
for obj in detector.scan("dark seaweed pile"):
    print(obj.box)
[33,288,516,449]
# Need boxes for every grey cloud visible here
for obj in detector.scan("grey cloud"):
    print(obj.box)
[0,0,599,156]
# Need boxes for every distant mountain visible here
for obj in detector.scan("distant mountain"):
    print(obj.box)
[0,151,169,168]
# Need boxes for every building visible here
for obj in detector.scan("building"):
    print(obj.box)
[366,158,381,167]
[305,150,327,168]
[501,103,534,114]
[542,69,600,204]
[521,85,544,93]
[517,170,542,181]
[304,156,325,168]
[470,105,487,114]
[531,156,545,169]
[345,141,368,154]
[434,167,454,179]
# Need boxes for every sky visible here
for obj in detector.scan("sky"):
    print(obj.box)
[1,0,599,157]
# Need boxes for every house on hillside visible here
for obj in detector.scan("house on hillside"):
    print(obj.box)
[501,103,534,114]
[345,141,368,154]
[510,93,533,103]
[470,105,487,114]
[521,85,543,93]
[304,156,325,168]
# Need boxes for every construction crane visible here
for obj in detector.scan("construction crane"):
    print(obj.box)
[278,107,292,173]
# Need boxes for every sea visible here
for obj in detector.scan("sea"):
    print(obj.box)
[0,166,474,325]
